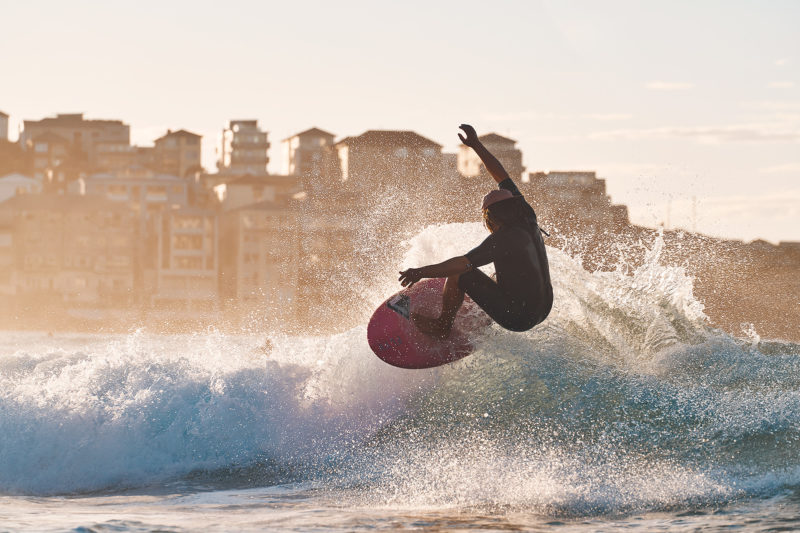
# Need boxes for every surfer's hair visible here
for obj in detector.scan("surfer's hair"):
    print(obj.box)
[483,196,529,233]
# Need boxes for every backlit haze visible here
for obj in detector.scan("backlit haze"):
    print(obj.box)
[2,0,798,243]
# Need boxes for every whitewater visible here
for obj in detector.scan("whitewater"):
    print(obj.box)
[2,222,800,532]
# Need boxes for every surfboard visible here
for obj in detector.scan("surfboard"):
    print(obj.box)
[367,278,491,369]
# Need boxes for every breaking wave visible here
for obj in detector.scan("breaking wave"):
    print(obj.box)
[1,222,798,517]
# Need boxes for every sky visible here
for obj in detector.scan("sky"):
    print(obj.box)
[1,0,798,243]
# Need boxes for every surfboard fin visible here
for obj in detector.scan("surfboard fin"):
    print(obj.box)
[387,294,411,319]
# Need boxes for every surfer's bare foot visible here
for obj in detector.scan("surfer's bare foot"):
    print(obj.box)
[411,312,452,339]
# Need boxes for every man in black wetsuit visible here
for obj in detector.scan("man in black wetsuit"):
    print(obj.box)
[398,124,553,338]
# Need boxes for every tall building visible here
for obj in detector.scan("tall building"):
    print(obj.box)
[526,170,629,227]
[0,193,137,307]
[218,120,269,175]
[281,127,337,183]
[335,130,443,188]
[28,131,72,181]
[77,169,189,216]
[153,129,202,179]
[458,133,524,181]
[150,207,219,316]
[20,113,130,162]
[219,198,301,325]
[0,111,8,142]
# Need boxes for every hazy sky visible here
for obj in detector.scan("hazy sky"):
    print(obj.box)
[1,0,798,243]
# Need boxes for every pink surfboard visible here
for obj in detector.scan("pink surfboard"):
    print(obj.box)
[367,278,491,369]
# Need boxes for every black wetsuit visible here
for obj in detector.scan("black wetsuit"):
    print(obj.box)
[460,178,553,331]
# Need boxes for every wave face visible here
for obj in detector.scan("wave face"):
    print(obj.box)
[1,223,799,516]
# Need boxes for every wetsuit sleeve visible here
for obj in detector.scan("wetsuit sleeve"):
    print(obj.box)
[498,177,522,197]
[465,234,499,268]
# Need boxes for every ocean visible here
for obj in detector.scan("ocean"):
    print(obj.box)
[1,223,799,532]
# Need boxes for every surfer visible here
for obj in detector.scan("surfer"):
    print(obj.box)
[398,124,553,338]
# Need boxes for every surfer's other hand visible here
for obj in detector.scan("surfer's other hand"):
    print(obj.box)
[399,268,423,287]
[458,124,479,147]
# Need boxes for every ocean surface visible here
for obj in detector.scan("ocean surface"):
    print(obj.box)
[2,223,799,532]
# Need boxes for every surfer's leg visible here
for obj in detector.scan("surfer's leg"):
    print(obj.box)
[412,274,465,339]
[458,268,536,331]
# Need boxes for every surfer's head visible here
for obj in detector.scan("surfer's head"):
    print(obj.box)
[482,194,528,233]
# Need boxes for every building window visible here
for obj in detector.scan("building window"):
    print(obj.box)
[175,216,201,229]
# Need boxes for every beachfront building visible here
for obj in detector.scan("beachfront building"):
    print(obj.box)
[152,129,202,178]
[335,130,443,188]
[27,131,72,181]
[0,194,137,308]
[218,120,270,175]
[90,141,139,172]
[73,169,195,306]
[525,170,629,228]
[281,127,339,188]
[150,207,219,317]
[20,113,130,167]
[77,169,190,214]
[219,199,301,325]
[293,194,356,327]
[458,133,525,182]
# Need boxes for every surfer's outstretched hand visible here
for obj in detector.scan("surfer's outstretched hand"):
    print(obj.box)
[458,124,479,147]
[399,268,423,287]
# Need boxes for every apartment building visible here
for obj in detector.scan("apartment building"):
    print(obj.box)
[218,120,270,175]
[281,127,339,189]
[150,207,219,315]
[91,141,139,172]
[0,193,137,307]
[78,169,189,215]
[27,131,72,181]
[219,199,301,324]
[153,129,202,178]
[20,113,130,165]
[526,171,629,228]
[458,133,525,181]
[335,130,443,187]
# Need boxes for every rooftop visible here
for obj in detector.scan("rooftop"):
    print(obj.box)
[23,113,126,127]
[155,129,202,141]
[229,120,259,128]
[479,133,517,145]
[336,130,442,149]
[283,127,335,141]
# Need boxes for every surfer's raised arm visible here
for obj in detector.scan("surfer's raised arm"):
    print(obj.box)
[458,124,511,185]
